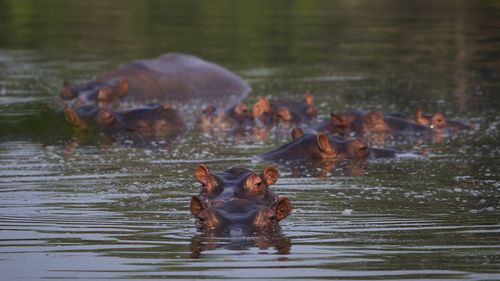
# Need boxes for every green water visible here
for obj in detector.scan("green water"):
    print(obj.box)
[0,0,499,280]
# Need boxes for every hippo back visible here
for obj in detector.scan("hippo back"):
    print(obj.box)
[100,53,251,117]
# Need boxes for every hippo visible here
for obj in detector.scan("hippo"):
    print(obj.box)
[190,165,292,236]
[251,92,317,127]
[65,103,186,139]
[195,103,254,133]
[314,110,431,147]
[60,53,251,118]
[415,109,472,133]
[317,111,429,136]
[257,127,397,163]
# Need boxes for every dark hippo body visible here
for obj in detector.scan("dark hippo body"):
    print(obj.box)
[60,53,251,120]
[190,165,291,236]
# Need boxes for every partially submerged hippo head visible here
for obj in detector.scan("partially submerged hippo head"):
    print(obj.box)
[258,127,397,165]
[251,93,317,127]
[415,109,471,133]
[355,111,391,135]
[196,103,254,132]
[258,129,336,162]
[64,103,186,139]
[190,165,291,236]
[60,79,129,109]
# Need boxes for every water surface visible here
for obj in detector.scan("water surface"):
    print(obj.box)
[0,1,499,280]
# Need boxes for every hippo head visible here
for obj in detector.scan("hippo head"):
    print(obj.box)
[359,111,391,134]
[95,104,185,138]
[329,112,361,136]
[193,164,279,205]
[251,96,272,125]
[344,138,370,159]
[190,196,291,235]
[60,79,129,109]
[415,109,471,133]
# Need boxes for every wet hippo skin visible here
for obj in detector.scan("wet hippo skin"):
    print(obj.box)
[190,164,291,236]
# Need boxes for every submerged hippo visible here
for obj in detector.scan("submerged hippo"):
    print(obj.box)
[65,103,186,139]
[190,165,291,236]
[195,103,254,133]
[316,111,429,137]
[251,93,317,127]
[60,53,251,114]
[415,109,472,133]
[257,127,397,163]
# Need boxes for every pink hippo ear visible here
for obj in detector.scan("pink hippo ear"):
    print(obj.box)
[261,165,279,186]
[64,106,86,129]
[116,78,129,97]
[415,109,429,125]
[275,107,292,121]
[252,96,270,118]
[291,127,304,140]
[190,196,207,217]
[272,197,292,221]
[98,86,114,102]
[303,91,314,106]
[194,164,211,185]
[316,133,334,154]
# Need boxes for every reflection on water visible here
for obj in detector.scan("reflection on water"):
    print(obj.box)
[1,0,500,280]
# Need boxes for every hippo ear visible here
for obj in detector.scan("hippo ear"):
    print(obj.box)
[316,133,333,153]
[64,106,87,129]
[275,107,292,121]
[303,91,314,105]
[261,165,279,186]
[98,86,114,102]
[415,109,428,125]
[190,196,207,217]
[252,97,269,118]
[291,127,304,140]
[194,164,210,184]
[117,78,129,97]
[272,197,292,221]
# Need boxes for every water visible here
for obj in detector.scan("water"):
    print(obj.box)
[1,0,499,280]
